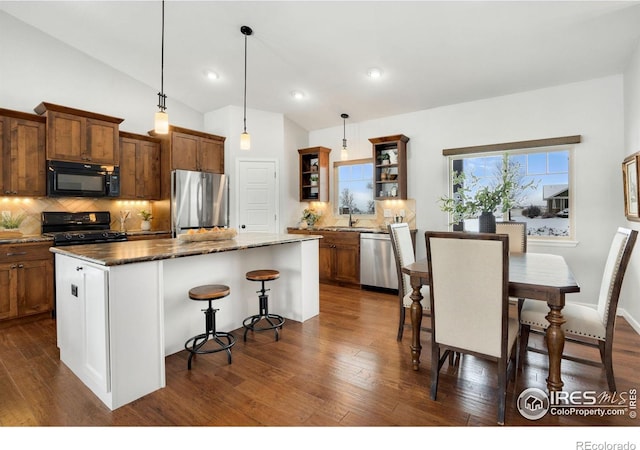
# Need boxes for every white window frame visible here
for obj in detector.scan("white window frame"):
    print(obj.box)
[333,158,376,219]
[443,136,580,246]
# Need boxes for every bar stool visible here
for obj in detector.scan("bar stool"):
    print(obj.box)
[243,270,285,341]
[184,284,236,370]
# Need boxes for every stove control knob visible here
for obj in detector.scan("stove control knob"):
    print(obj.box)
[64,233,73,240]
[78,233,85,239]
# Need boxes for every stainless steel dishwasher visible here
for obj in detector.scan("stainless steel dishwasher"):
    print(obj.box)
[360,232,398,291]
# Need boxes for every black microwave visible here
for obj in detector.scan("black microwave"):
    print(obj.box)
[47,160,120,198]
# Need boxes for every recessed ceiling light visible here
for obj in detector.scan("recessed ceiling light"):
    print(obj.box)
[367,68,383,79]
[205,70,219,81]
[291,90,305,100]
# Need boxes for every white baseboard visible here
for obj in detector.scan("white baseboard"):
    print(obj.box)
[618,307,640,335]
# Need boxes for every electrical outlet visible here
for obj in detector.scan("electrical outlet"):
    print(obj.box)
[384,209,392,217]
[399,209,405,217]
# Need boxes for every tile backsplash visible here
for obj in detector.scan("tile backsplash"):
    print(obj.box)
[0,197,157,235]
[300,198,416,229]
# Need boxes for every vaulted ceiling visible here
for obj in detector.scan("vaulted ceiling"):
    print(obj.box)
[2,1,640,131]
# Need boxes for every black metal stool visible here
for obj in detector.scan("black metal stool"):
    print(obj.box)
[184,284,236,370]
[243,270,285,341]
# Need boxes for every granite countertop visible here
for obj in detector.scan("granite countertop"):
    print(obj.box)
[287,225,416,234]
[0,230,172,245]
[0,234,54,245]
[288,226,386,233]
[50,232,321,267]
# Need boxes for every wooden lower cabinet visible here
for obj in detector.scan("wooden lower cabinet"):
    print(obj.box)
[288,229,360,287]
[0,242,54,326]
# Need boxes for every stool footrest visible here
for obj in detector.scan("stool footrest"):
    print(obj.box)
[243,314,285,341]
[185,331,236,369]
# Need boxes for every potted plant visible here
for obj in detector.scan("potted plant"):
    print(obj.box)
[377,152,390,165]
[439,154,537,232]
[301,207,320,227]
[0,212,26,235]
[310,174,319,186]
[138,209,153,231]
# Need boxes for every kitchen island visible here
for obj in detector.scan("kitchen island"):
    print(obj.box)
[51,232,321,410]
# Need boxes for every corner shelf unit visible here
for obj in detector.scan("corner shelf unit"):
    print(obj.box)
[298,146,331,202]
[370,134,409,200]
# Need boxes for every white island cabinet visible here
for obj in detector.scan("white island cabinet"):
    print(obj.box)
[52,233,320,410]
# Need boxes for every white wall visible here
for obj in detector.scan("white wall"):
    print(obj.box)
[0,11,202,134]
[623,38,640,331]
[204,105,308,231]
[310,76,628,318]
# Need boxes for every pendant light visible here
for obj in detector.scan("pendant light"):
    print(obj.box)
[154,0,168,134]
[240,25,253,150]
[340,113,349,160]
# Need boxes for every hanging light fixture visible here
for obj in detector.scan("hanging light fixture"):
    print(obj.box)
[240,25,253,150]
[341,113,349,160]
[154,0,168,134]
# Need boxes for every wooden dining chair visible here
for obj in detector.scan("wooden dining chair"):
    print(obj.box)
[495,221,527,254]
[388,223,430,341]
[496,221,527,310]
[426,231,518,425]
[519,227,637,392]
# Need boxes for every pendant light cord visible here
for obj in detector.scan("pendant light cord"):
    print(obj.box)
[243,30,248,133]
[158,0,166,111]
[341,113,349,148]
[343,118,346,147]
[161,0,164,100]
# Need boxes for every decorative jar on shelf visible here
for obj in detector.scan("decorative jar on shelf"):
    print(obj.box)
[141,220,151,231]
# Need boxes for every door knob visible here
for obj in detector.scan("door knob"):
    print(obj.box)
[241,225,246,229]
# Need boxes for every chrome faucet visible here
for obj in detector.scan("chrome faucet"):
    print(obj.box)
[348,208,358,227]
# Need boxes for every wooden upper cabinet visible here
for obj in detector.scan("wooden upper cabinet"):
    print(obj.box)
[171,131,199,171]
[370,134,409,200]
[34,102,123,165]
[149,125,226,199]
[0,108,47,196]
[119,132,161,200]
[198,135,224,173]
[298,146,331,202]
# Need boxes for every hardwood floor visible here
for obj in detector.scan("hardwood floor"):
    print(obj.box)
[1,283,639,432]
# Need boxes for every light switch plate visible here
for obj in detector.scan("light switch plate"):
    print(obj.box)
[399,209,405,216]
[384,209,392,217]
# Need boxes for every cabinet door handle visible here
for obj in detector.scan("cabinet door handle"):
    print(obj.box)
[17,264,24,268]
[6,252,27,256]
[10,264,17,269]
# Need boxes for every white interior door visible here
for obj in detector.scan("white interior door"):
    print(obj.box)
[237,159,278,233]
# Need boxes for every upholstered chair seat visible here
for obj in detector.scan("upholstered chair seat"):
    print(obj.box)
[519,227,637,392]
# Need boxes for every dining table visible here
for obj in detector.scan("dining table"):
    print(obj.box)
[402,252,581,392]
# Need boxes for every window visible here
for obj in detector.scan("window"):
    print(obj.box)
[443,136,579,240]
[334,159,375,216]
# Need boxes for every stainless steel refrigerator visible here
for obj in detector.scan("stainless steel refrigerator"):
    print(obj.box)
[171,169,229,236]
